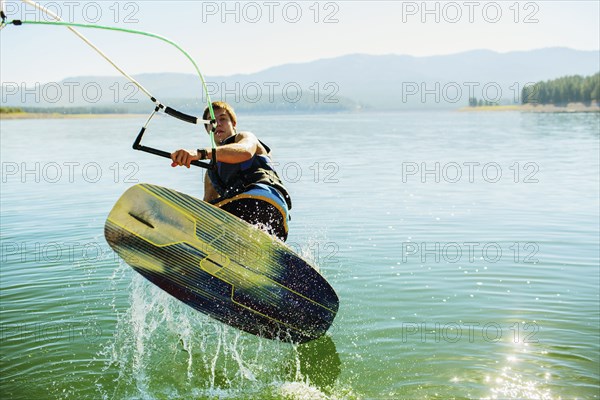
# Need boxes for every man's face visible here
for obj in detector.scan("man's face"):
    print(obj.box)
[213,108,236,144]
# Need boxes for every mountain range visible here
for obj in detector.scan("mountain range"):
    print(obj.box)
[2,47,598,111]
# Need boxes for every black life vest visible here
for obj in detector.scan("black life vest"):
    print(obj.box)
[207,135,292,210]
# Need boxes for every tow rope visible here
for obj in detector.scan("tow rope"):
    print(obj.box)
[1,0,217,169]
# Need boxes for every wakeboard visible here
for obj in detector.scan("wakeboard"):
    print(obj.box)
[104,183,339,343]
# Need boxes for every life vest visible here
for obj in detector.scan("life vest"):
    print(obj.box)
[207,134,292,210]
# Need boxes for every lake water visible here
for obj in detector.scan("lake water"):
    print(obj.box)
[1,111,598,399]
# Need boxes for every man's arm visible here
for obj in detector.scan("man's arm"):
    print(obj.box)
[171,131,260,168]
[206,131,259,164]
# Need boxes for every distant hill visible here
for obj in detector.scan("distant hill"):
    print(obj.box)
[2,47,598,111]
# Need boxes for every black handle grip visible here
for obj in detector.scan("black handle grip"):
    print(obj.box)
[132,117,215,169]
[134,145,212,169]
[164,107,198,124]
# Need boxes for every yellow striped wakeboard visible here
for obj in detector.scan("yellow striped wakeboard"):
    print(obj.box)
[104,183,339,343]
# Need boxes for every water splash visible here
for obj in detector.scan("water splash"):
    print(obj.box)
[99,251,346,399]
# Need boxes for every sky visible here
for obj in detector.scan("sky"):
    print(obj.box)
[0,0,599,84]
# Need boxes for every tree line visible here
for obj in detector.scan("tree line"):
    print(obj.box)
[522,72,599,105]
[468,98,499,107]
[0,107,24,113]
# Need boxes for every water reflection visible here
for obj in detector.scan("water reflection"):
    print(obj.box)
[297,334,341,389]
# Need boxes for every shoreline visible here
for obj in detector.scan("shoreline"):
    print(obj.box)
[458,102,600,113]
[1,104,599,120]
[0,112,146,120]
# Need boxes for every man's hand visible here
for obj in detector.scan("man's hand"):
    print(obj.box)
[170,149,199,168]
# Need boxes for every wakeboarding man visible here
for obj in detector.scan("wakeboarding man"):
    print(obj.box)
[171,101,292,241]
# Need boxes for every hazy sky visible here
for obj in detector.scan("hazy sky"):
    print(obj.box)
[1,0,599,84]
